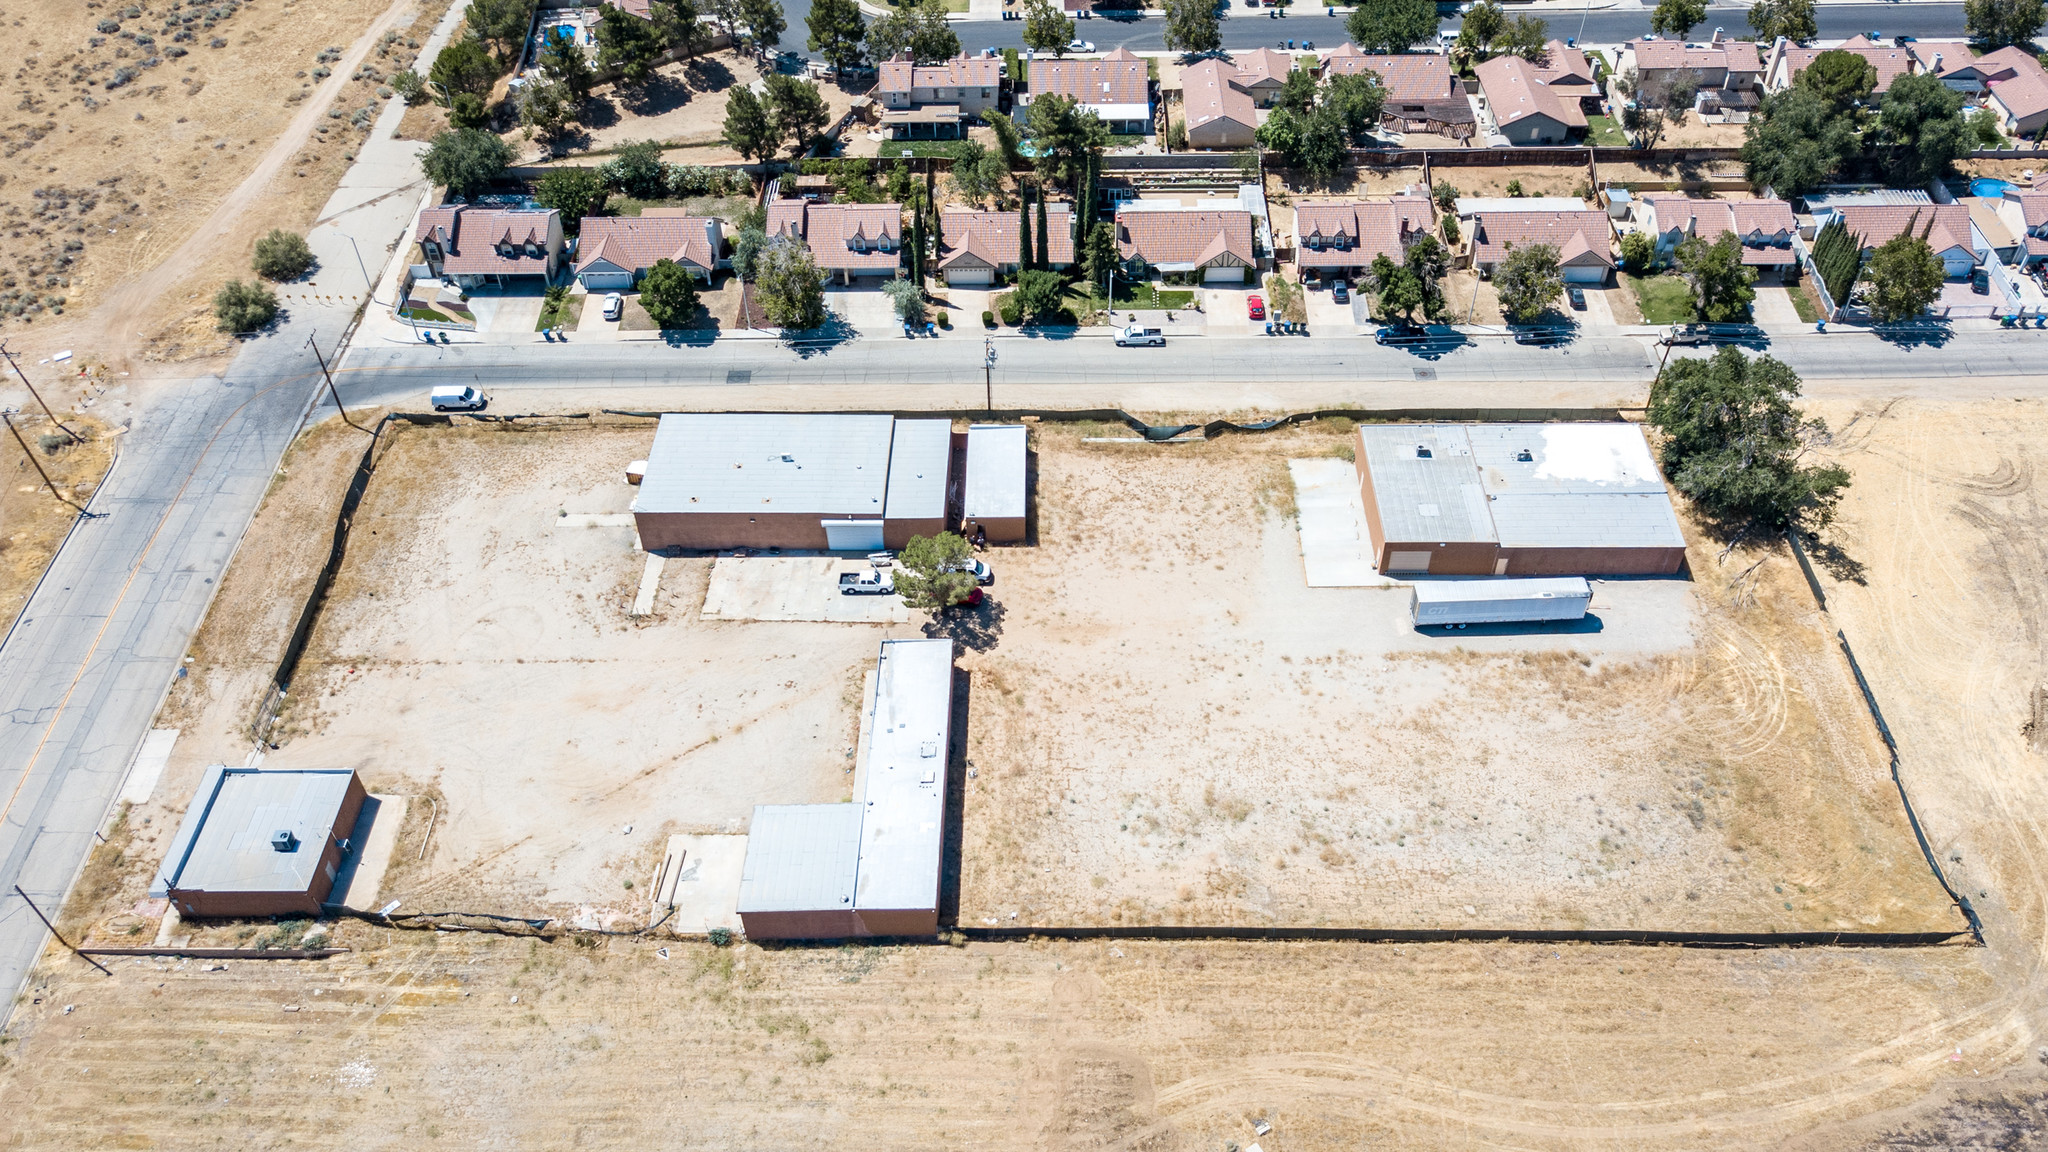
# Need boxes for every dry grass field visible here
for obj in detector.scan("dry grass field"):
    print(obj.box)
[11,401,2048,1149]
[0,413,114,637]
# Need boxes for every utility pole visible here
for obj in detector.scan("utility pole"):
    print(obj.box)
[2,410,94,516]
[305,333,371,434]
[14,885,110,976]
[0,341,80,442]
[983,336,996,413]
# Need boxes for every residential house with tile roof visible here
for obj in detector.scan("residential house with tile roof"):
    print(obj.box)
[1025,47,1153,134]
[1619,33,1764,106]
[1181,58,1260,149]
[1764,35,1915,95]
[1634,195,1799,280]
[1229,48,1297,107]
[1318,46,1473,138]
[1293,195,1433,282]
[1532,40,1600,99]
[1823,203,1985,279]
[1995,180,2048,267]
[1475,54,1584,144]
[572,212,725,290]
[1114,206,1257,283]
[876,53,1003,140]
[766,199,904,282]
[412,205,564,289]
[1979,47,2048,137]
[1467,209,1616,283]
[1904,40,1982,89]
[936,205,1075,284]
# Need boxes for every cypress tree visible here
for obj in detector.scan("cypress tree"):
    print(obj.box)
[909,219,924,284]
[1018,184,1034,273]
[1036,194,1050,273]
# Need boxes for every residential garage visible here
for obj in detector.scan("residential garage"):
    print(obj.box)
[633,414,957,552]
[1354,423,1686,576]
[964,423,1027,543]
[151,767,368,918]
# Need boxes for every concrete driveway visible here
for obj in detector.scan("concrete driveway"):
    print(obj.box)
[1304,283,1360,333]
[826,286,901,333]
[466,291,546,336]
[1201,286,1261,335]
[1752,285,1806,331]
[579,290,626,333]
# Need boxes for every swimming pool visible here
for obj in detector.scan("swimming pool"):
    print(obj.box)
[1971,177,2017,198]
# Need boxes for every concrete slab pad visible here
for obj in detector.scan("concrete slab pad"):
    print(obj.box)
[1288,458,1400,588]
[700,557,913,623]
[119,728,178,806]
[653,833,747,935]
[631,554,665,616]
[332,794,409,912]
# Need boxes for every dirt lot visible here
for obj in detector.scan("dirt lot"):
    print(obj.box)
[953,422,1958,933]
[9,401,2048,1147]
[0,413,114,637]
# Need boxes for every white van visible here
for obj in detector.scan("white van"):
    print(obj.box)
[430,385,487,412]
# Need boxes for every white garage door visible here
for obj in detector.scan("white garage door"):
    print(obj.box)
[947,267,993,285]
[581,271,634,291]
[1562,265,1608,284]
[1387,550,1433,573]
[1203,265,1247,284]
[823,520,885,551]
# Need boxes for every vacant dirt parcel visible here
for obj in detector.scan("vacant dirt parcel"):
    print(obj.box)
[954,422,1960,934]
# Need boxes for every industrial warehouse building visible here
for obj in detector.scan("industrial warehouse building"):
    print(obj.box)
[632,414,958,552]
[1354,423,1687,576]
[963,423,1027,544]
[738,638,955,940]
[151,767,368,918]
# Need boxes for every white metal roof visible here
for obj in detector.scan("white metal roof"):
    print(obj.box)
[854,638,954,915]
[736,803,863,914]
[151,767,356,897]
[1412,576,1591,604]
[632,413,895,516]
[883,419,952,522]
[1456,196,1589,216]
[964,424,1027,520]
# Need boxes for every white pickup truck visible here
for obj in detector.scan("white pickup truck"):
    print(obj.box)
[1114,324,1165,347]
[838,570,895,596]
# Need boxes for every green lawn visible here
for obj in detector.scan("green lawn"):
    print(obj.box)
[607,195,754,220]
[401,305,457,323]
[876,139,983,159]
[1584,114,1627,147]
[1626,274,1694,325]
[1790,283,1822,324]
[536,294,584,331]
[1073,281,1196,312]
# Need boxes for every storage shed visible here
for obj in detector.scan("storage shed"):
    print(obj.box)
[632,414,956,552]
[736,638,956,940]
[1355,424,1686,576]
[963,423,1027,543]
[151,767,368,918]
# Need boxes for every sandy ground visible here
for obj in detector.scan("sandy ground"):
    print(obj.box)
[0,413,115,637]
[953,422,1957,932]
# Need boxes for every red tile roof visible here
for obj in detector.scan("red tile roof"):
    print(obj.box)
[1833,203,1978,258]
[1182,59,1259,135]
[2005,188,2048,230]
[574,214,721,277]
[1114,207,1255,270]
[1532,40,1597,93]
[1029,47,1150,108]
[877,52,1002,97]
[1470,209,1614,268]
[1906,40,1977,76]
[1318,47,1458,103]
[1294,197,1431,268]
[1775,38,1914,93]
[1983,47,2048,122]
[1628,37,1763,75]
[413,206,560,277]
[1231,47,1295,90]
[937,206,1076,269]
[765,200,904,272]
[1476,54,1585,131]
[1642,195,1797,264]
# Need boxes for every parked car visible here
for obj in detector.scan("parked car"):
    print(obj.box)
[1375,323,1425,345]
[602,292,623,321]
[1567,286,1586,310]
[1066,39,1094,52]
[1972,268,1991,294]
[1247,294,1266,320]
[1331,279,1349,303]
[839,570,896,596]
[942,557,995,585]
[1115,324,1166,346]
[430,384,487,412]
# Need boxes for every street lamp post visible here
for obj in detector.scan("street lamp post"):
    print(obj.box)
[983,336,996,413]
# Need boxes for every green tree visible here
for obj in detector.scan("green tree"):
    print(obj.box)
[251,229,314,281]
[639,258,703,328]
[730,226,769,279]
[213,279,278,332]
[766,73,830,157]
[1650,0,1707,40]
[1794,48,1877,113]
[983,108,1025,168]
[1082,220,1118,288]
[1456,0,1505,58]
[1747,0,1817,44]
[722,84,779,163]
[1260,105,1348,185]
[448,91,491,129]
[1345,0,1435,54]
[1164,117,1189,149]
[1741,88,1858,196]
[1439,213,1460,247]
[1647,346,1849,531]
[1023,0,1075,55]
[1675,233,1756,322]
[420,127,514,197]
[1325,72,1387,142]
[739,0,786,50]
[1495,242,1562,322]
[1863,231,1944,323]
[429,36,497,99]
[1406,233,1451,318]
[1018,185,1035,268]
[1617,67,1694,149]
[1498,14,1549,60]
[465,0,536,66]
[391,70,427,105]
[1276,63,1319,117]
[606,139,670,197]
[948,140,1007,206]
[1368,253,1425,321]
[1013,268,1067,323]
[1807,215,1865,307]
[706,0,744,42]
[1965,0,2046,48]
[541,34,595,100]
[865,0,959,63]
[1432,180,1459,215]
[882,276,927,324]
[1968,105,2007,148]
[534,167,607,230]
[806,0,867,70]
[1025,94,1109,192]
[1163,0,1224,54]
[1619,229,1656,275]
[896,532,977,610]
[1875,72,1970,187]
[756,237,828,329]
[1036,194,1050,272]
[597,4,666,83]
[517,77,572,142]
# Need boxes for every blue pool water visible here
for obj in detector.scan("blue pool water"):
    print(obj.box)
[1971,177,2017,198]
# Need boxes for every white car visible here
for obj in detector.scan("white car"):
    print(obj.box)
[602,292,623,321]
[1066,39,1094,52]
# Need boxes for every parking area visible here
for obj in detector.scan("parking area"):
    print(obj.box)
[700,556,916,623]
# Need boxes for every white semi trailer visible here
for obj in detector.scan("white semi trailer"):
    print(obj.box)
[1410,577,1593,628]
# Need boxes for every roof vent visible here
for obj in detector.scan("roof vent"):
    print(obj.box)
[270,830,298,853]
[1415,446,1432,458]
[1516,449,1533,462]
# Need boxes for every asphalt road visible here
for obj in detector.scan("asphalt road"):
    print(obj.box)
[777,1,1969,59]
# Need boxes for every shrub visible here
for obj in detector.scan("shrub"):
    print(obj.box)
[213,278,278,332]
[936,309,949,327]
[389,69,424,104]
[251,228,315,281]
[998,297,1021,325]
[97,18,121,33]
[982,309,995,328]
[708,927,734,947]
[1505,178,1525,197]
[36,433,67,455]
